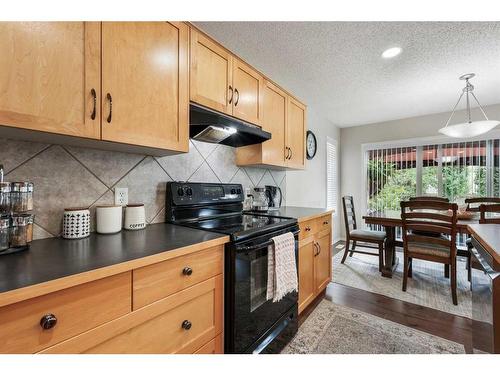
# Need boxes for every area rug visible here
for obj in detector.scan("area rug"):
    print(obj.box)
[282,300,465,354]
[332,248,472,318]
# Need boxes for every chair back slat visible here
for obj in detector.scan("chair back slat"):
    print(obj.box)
[404,211,453,223]
[480,203,500,224]
[466,197,500,212]
[404,222,453,236]
[342,195,357,233]
[409,196,449,203]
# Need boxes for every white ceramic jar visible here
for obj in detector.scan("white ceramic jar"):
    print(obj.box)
[62,208,90,240]
[124,204,146,230]
[96,205,122,234]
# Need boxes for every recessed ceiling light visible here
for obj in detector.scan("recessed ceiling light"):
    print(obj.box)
[382,47,402,59]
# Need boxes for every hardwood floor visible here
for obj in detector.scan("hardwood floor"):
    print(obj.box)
[301,242,473,353]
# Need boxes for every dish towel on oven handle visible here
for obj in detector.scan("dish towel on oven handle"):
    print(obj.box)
[266,232,298,302]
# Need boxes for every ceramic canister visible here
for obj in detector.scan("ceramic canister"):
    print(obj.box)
[124,204,146,230]
[62,207,91,240]
[96,205,122,234]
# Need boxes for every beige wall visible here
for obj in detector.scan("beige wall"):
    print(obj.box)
[339,103,500,238]
[286,104,341,241]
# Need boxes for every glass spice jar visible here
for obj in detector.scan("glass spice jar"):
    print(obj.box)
[27,214,34,243]
[11,182,30,213]
[27,182,34,211]
[10,214,31,247]
[0,215,9,251]
[0,182,11,215]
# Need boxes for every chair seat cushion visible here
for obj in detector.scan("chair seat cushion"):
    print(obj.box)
[408,242,450,258]
[349,229,386,242]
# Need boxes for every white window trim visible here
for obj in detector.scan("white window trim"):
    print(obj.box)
[326,137,338,216]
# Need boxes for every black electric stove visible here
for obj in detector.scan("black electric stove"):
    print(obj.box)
[166,182,299,354]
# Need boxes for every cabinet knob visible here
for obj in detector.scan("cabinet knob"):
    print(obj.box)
[182,267,193,276]
[90,88,97,120]
[40,314,57,330]
[234,88,240,106]
[106,93,113,123]
[181,320,192,330]
[305,226,311,231]
[323,221,329,225]
[228,85,234,104]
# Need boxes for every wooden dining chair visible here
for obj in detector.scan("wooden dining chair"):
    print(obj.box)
[464,198,500,281]
[401,200,459,305]
[341,196,385,271]
[479,203,500,224]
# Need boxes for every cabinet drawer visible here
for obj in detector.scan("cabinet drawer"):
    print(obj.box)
[316,214,332,232]
[0,272,131,353]
[42,276,223,354]
[133,245,223,309]
[299,219,317,240]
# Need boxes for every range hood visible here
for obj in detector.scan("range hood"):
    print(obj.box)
[189,103,271,147]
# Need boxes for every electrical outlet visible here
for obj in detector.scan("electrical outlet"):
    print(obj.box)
[114,187,128,206]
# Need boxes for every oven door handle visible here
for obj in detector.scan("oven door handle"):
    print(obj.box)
[238,230,300,252]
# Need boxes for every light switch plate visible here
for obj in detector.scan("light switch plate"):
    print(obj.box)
[114,187,128,206]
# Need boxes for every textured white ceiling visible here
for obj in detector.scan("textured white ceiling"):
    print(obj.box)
[195,22,500,127]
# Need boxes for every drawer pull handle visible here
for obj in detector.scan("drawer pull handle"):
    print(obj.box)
[182,267,193,276]
[106,93,112,123]
[181,320,192,330]
[305,226,311,231]
[90,88,97,120]
[323,221,329,225]
[40,314,57,330]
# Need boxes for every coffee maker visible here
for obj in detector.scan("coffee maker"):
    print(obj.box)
[265,185,282,210]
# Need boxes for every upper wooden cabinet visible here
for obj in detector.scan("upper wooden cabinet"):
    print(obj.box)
[286,97,306,169]
[190,30,233,116]
[0,22,101,139]
[235,80,287,167]
[101,22,189,151]
[190,29,263,126]
[0,21,189,154]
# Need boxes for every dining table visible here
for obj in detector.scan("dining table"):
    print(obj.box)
[363,210,481,278]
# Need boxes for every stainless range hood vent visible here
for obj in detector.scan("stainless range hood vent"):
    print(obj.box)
[189,103,271,147]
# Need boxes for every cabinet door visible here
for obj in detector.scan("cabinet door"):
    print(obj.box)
[286,97,306,169]
[0,22,100,139]
[298,237,316,314]
[190,29,233,115]
[101,22,189,151]
[232,59,263,125]
[261,81,287,166]
[314,230,332,294]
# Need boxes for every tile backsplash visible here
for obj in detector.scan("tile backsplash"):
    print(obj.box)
[0,138,286,240]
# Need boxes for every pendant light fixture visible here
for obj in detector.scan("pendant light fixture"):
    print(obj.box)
[439,73,499,138]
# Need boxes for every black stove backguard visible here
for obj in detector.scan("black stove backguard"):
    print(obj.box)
[165,182,299,354]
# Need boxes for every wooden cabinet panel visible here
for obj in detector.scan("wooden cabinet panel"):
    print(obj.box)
[298,237,316,314]
[133,245,223,309]
[194,334,223,354]
[0,272,131,354]
[190,29,233,115]
[101,22,188,151]
[286,97,306,169]
[0,22,100,139]
[235,80,286,167]
[314,230,332,294]
[232,59,263,125]
[41,276,223,354]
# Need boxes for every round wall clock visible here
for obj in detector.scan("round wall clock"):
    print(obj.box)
[306,130,317,160]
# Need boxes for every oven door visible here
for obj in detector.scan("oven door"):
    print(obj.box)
[226,226,299,353]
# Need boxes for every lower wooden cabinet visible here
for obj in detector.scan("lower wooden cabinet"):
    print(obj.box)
[194,334,223,354]
[40,276,222,354]
[298,214,332,314]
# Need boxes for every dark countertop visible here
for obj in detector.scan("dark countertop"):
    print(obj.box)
[259,206,334,222]
[0,223,228,301]
[467,224,500,269]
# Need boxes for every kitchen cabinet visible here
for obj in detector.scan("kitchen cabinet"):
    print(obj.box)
[0,22,101,139]
[0,21,189,154]
[190,28,263,126]
[101,22,189,151]
[286,97,306,169]
[298,214,332,314]
[235,80,287,167]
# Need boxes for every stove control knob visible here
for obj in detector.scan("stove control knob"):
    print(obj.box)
[177,187,184,196]
[186,188,193,196]
[231,188,236,194]
[237,188,242,194]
